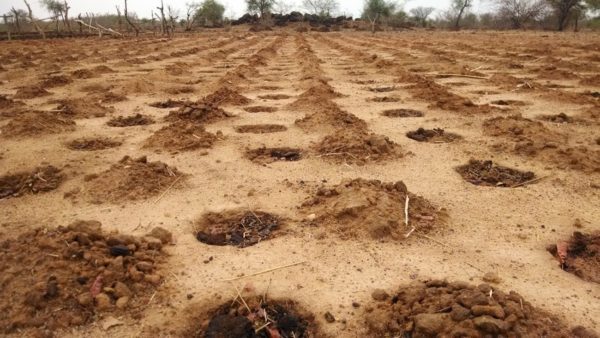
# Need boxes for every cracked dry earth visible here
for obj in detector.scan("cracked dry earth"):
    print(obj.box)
[0,29,599,337]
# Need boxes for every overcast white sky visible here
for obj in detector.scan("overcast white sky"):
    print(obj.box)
[1,0,491,20]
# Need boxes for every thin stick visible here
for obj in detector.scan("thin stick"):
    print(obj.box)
[152,176,182,204]
[510,175,549,188]
[147,291,157,305]
[404,195,410,226]
[222,260,308,282]
[255,322,271,333]
[435,74,488,80]
[233,284,251,313]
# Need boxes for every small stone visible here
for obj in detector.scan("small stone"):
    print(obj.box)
[77,293,93,306]
[352,302,360,308]
[473,315,509,334]
[114,282,131,298]
[144,274,161,285]
[472,305,505,319]
[371,289,389,301]
[136,261,153,272]
[148,227,172,244]
[128,266,144,282]
[483,272,502,284]
[109,245,130,256]
[414,313,449,336]
[324,312,335,323]
[143,236,163,250]
[115,296,129,309]
[450,303,471,321]
[94,293,112,310]
[187,294,194,300]
[306,213,316,221]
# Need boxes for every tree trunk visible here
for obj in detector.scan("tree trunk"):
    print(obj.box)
[24,0,45,39]
[124,0,140,36]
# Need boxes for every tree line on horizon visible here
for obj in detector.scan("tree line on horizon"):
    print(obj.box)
[1,0,599,39]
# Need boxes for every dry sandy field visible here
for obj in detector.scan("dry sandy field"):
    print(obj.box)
[0,29,599,337]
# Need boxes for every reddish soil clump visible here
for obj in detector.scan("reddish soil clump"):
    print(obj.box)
[165,102,232,124]
[0,165,63,199]
[144,121,219,152]
[149,99,188,109]
[538,112,574,124]
[456,160,535,187]
[195,210,282,247]
[66,137,122,151]
[547,231,600,284]
[301,179,440,240]
[260,94,292,100]
[235,124,287,134]
[190,297,318,337]
[313,129,402,165]
[40,74,73,88]
[1,112,75,138]
[406,128,462,143]
[107,114,154,127]
[56,98,115,118]
[365,280,594,337]
[84,156,184,203]
[244,106,278,113]
[202,87,251,106]
[13,85,51,99]
[368,96,403,102]
[0,220,168,335]
[245,147,302,164]
[382,109,424,118]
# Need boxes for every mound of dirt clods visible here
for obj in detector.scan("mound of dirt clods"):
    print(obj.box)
[365,280,596,337]
[406,128,462,143]
[55,98,115,118]
[0,95,25,118]
[244,106,278,113]
[144,121,219,152]
[382,109,424,118]
[165,102,233,124]
[66,137,122,151]
[40,74,73,88]
[107,114,154,127]
[13,85,51,99]
[84,156,184,203]
[0,112,75,138]
[0,220,170,335]
[314,129,402,165]
[235,124,287,134]
[202,87,251,106]
[456,160,535,187]
[301,179,441,240]
[195,210,282,248]
[189,297,318,338]
[245,147,302,164]
[483,115,600,172]
[295,109,367,132]
[149,99,188,109]
[547,231,600,284]
[0,165,63,199]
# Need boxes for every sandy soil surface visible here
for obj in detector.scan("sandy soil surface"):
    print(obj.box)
[0,29,599,337]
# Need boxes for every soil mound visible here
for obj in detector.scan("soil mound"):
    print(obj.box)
[245,147,302,164]
[92,91,127,104]
[365,280,593,337]
[301,179,440,240]
[191,297,317,337]
[144,121,218,152]
[547,231,600,284]
[0,220,168,335]
[71,68,97,79]
[56,98,115,118]
[368,96,402,102]
[244,106,278,113]
[456,160,535,187]
[538,113,574,124]
[165,102,232,124]
[40,74,73,88]
[288,84,340,110]
[580,75,600,86]
[296,109,367,132]
[14,85,51,99]
[202,87,250,106]
[235,124,287,134]
[260,94,292,100]
[1,112,76,138]
[85,156,183,203]
[490,99,527,106]
[107,114,154,127]
[195,210,282,247]
[0,95,25,118]
[314,129,402,165]
[149,99,188,109]
[66,137,122,151]
[0,165,63,199]
[409,77,491,114]
[406,128,462,143]
[483,115,562,142]
[382,109,424,117]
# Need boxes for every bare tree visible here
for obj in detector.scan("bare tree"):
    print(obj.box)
[494,0,547,28]
[116,5,123,31]
[451,0,472,29]
[246,0,276,17]
[547,0,584,30]
[124,0,140,36]
[167,5,178,36]
[273,0,293,14]
[62,0,72,33]
[23,0,45,38]
[157,0,167,35]
[303,0,339,17]
[10,7,25,33]
[410,6,435,26]
[362,0,397,33]
[184,2,200,30]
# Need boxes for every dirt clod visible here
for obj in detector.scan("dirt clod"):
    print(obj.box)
[406,128,462,143]
[314,129,402,165]
[165,102,232,124]
[0,165,63,199]
[107,114,154,127]
[144,121,218,152]
[456,160,535,187]
[244,106,278,113]
[245,147,302,164]
[195,210,281,248]
[1,112,76,138]
[235,124,287,134]
[13,85,51,99]
[66,137,122,151]
[547,231,600,284]
[55,98,115,118]
[382,109,424,118]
